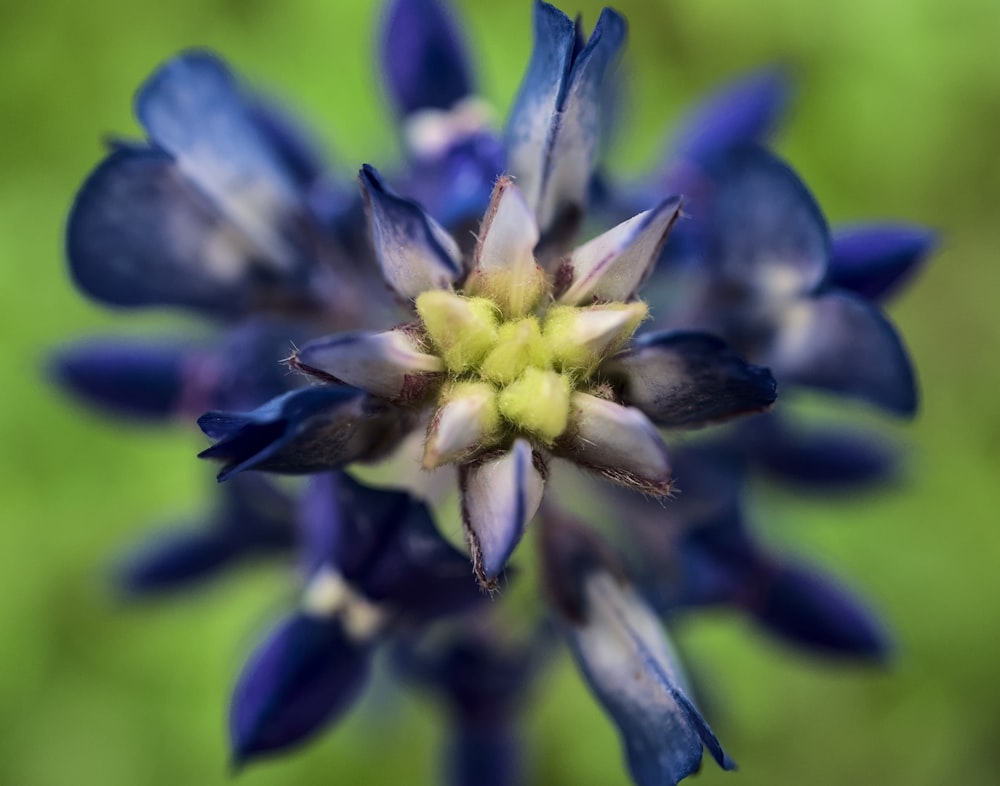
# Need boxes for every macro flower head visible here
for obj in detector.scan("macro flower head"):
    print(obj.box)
[209,150,776,591]
[49,0,939,784]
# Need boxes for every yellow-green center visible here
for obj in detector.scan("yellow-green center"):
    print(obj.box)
[415,282,646,449]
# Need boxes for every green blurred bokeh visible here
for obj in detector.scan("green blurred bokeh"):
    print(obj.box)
[1,0,998,784]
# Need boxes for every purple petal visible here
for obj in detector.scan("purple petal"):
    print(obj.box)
[603,330,777,428]
[198,387,412,480]
[359,164,462,299]
[460,440,546,588]
[767,290,917,416]
[829,223,936,302]
[230,613,373,764]
[67,147,313,315]
[750,563,890,660]
[706,146,829,297]
[380,0,474,116]
[671,67,791,165]
[136,50,303,266]
[49,337,190,421]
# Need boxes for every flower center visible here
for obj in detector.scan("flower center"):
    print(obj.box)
[415,284,646,451]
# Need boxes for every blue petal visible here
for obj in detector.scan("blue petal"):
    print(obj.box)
[116,528,242,595]
[205,318,311,412]
[246,95,329,191]
[380,0,474,116]
[506,2,626,232]
[216,473,298,548]
[448,725,520,786]
[767,290,917,416]
[402,132,506,230]
[118,474,296,597]
[136,50,304,267]
[67,146,311,315]
[751,563,890,660]
[230,613,373,765]
[362,497,486,620]
[359,164,462,299]
[301,474,484,619]
[299,472,408,579]
[563,572,735,785]
[604,330,777,427]
[706,145,829,296]
[671,67,791,165]
[736,413,899,491]
[198,387,411,480]
[829,223,936,302]
[49,337,190,420]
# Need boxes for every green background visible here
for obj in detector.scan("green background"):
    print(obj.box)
[1,0,998,784]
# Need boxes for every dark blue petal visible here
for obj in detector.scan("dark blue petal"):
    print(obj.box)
[116,528,242,595]
[198,387,412,480]
[359,164,462,299]
[206,319,310,412]
[736,413,899,491]
[49,337,191,420]
[362,498,486,620]
[829,224,936,302]
[448,724,520,786]
[767,290,917,416]
[299,472,412,579]
[604,330,777,428]
[671,67,791,165]
[136,51,304,267]
[706,145,829,296]
[380,0,474,116]
[230,613,373,764]
[68,147,288,315]
[217,473,297,549]
[751,563,890,660]
[506,2,626,232]
[301,474,484,619]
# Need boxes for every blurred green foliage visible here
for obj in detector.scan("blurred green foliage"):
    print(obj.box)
[1,0,998,784]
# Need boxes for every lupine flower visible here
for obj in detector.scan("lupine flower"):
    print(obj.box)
[54,0,935,784]
[231,472,487,763]
[211,171,778,589]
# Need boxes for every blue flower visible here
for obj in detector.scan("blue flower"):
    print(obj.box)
[230,472,489,764]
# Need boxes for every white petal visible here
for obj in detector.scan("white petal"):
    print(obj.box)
[559,392,672,494]
[566,572,735,780]
[423,383,499,468]
[295,329,443,400]
[559,196,681,305]
[460,440,545,587]
[475,177,539,274]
